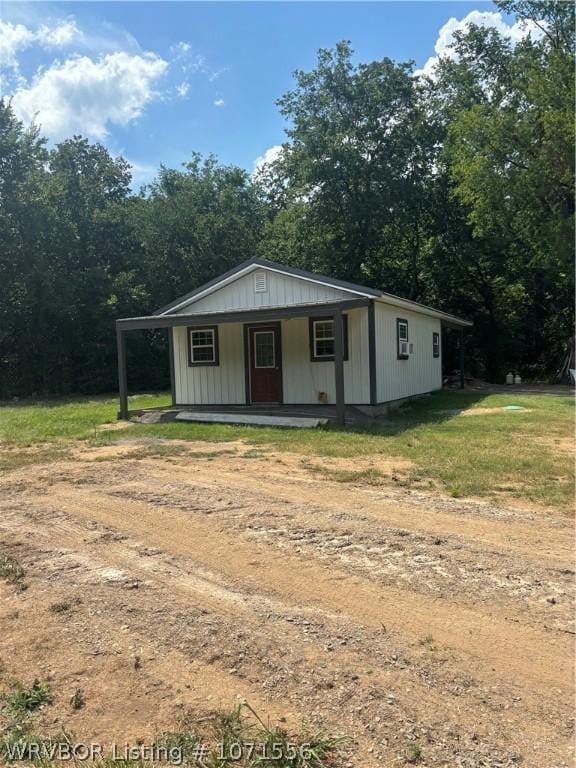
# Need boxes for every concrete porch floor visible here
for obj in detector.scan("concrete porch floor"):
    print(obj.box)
[129,404,377,426]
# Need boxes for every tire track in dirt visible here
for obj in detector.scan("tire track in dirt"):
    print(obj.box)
[161,459,574,562]
[0,577,286,745]
[101,477,573,632]
[2,448,574,767]
[40,483,572,698]
[1,500,570,768]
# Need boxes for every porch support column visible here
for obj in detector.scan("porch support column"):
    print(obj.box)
[333,309,345,426]
[367,301,377,405]
[459,329,465,389]
[168,327,176,406]
[116,324,128,420]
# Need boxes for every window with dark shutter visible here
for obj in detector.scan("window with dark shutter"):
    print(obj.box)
[188,326,219,366]
[309,316,349,361]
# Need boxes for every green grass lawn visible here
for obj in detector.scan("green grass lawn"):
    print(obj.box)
[0,390,573,509]
[0,392,171,444]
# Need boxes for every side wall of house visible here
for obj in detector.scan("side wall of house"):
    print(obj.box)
[172,307,371,405]
[374,302,442,403]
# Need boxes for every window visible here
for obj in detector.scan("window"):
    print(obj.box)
[254,331,275,368]
[397,319,409,360]
[188,326,219,366]
[433,331,440,358]
[309,316,349,361]
[254,271,268,293]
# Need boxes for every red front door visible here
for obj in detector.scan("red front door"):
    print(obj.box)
[248,325,281,403]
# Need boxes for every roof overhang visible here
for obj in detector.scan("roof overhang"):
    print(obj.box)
[117,297,371,331]
[154,258,380,316]
[148,257,471,328]
[374,295,472,329]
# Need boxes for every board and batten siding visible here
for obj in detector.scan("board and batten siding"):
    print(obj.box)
[173,324,245,405]
[374,301,442,403]
[281,308,370,405]
[172,307,371,405]
[174,268,354,314]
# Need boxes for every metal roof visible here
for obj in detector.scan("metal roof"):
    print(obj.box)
[150,257,472,328]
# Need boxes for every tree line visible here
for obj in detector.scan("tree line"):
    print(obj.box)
[0,0,573,399]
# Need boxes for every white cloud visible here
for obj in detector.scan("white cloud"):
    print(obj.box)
[0,19,82,68]
[171,41,191,56]
[253,144,283,175]
[11,52,168,140]
[1,14,222,143]
[126,158,157,189]
[416,10,546,78]
[37,20,82,48]
[208,67,228,82]
[176,80,190,98]
[0,22,34,67]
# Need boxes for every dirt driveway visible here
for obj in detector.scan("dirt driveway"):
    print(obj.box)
[0,440,574,767]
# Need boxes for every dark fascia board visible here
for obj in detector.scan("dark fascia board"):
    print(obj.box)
[152,256,472,328]
[118,297,372,331]
[153,257,258,316]
[375,293,473,328]
[153,258,382,316]
[252,258,382,298]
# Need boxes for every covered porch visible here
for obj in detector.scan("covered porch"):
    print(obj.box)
[128,403,379,427]
[116,298,372,427]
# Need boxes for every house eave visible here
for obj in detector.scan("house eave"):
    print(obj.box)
[153,257,381,316]
[374,295,472,328]
[118,297,372,331]
[152,257,472,328]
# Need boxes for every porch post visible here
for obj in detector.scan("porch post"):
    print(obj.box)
[367,301,377,405]
[333,309,345,426]
[459,329,465,389]
[116,324,128,420]
[168,327,176,406]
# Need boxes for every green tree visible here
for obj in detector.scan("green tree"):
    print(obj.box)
[262,41,434,297]
[0,101,52,396]
[138,153,264,308]
[431,0,574,377]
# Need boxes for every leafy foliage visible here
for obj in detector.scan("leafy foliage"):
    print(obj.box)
[5,681,52,717]
[0,0,573,395]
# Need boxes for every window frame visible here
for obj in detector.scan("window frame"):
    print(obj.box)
[396,318,409,360]
[187,325,220,367]
[253,330,276,369]
[432,331,440,358]
[309,315,349,362]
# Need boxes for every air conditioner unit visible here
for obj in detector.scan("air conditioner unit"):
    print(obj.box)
[399,341,409,356]
[408,342,414,355]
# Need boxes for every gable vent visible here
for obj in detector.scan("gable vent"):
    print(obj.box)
[254,270,268,293]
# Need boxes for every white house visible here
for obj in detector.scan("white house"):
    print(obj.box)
[116,258,471,424]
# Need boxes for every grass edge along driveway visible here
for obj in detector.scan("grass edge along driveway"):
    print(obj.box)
[0,390,573,511]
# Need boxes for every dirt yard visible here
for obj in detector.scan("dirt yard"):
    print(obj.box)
[0,439,574,767]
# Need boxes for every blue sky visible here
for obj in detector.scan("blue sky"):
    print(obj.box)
[1,1,525,187]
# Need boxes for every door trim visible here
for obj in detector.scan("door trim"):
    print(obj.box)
[243,322,283,405]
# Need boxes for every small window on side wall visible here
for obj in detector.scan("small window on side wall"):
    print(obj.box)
[188,326,219,366]
[397,319,409,360]
[433,331,440,358]
[309,316,349,362]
